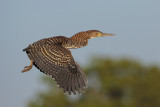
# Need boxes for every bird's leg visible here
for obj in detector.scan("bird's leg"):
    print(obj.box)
[22,60,33,73]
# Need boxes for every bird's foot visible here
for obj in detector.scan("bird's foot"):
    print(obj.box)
[22,66,32,73]
[22,60,33,73]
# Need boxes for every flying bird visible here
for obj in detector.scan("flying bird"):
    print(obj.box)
[22,30,114,95]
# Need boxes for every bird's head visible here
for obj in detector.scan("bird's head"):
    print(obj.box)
[88,30,114,39]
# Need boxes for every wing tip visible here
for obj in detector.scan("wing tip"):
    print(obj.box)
[57,72,87,95]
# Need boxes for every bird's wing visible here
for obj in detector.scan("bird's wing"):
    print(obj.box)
[25,43,87,95]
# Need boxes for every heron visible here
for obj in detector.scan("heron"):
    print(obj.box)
[22,30,114,95]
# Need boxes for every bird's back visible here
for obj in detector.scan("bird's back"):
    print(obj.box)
[23,36,68,52]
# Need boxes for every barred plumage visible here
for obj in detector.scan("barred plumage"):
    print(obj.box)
[22,30,114,95]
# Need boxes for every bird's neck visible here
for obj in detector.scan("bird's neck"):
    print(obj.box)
[62,37,88,49]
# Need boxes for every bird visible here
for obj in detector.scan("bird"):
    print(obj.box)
[22,30,114,95]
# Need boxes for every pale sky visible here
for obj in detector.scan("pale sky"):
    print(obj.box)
[0,0,160,107]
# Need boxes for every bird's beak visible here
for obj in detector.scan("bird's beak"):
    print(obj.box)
[101,33,115,37]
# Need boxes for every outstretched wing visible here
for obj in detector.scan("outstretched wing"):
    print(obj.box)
[24,41,87,95]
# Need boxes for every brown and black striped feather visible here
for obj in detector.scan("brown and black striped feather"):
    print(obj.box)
[24,37,87,95]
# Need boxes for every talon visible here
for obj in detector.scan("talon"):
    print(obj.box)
[22,60,33,73]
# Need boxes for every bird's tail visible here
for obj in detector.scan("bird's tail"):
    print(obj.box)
[23,47,28,51]
[23,46,30,54]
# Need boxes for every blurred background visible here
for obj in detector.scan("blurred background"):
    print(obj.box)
[0,0,160,107]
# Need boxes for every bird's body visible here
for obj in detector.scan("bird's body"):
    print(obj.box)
[22,30,114,95]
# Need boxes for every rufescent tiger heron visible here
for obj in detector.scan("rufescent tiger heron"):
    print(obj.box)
[22,30,114,95]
